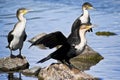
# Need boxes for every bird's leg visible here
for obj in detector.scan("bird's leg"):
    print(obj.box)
[60,60,69,66]
[65,59,79,70]
[10,50,16,58]
[17,49,23,58]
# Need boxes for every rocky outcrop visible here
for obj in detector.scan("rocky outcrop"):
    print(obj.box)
[38,63,95,80]
[21,63,96,80]
[0,56,29,72]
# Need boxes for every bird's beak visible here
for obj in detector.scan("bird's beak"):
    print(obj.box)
[27,9,34,12]
[23,9,34,14]
[89,7,95,10]
[86,24,95,30]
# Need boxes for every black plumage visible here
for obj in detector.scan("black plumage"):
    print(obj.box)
[30,24,93,68]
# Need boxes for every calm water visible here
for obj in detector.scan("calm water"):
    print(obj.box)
[0,0,120,80]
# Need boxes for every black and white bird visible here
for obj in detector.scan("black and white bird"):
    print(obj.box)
[6,8,29,58]
[71,2,94,33]
[29,23,94,68]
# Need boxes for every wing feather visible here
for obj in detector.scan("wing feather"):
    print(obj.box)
[29,31,67,49]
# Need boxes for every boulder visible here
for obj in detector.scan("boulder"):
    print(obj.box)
[95,31,117,36]
[38,63,96,80]
[71,45,104,70]
[0,56,29,72]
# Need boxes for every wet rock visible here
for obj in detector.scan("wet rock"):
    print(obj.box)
[96,31,117,36]
[21,66,41,76]
[71,45,104,70]
[0,56,29,72]
[38,63,95,80]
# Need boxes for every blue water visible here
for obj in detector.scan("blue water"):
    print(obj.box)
[0,0,120,80]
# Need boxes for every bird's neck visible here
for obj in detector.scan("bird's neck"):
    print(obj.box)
[75,30,87,51]
[79,9,89,23]
[83,9,89,17]
[17,14,26,22]
[80,30,87,45]
[12,14,26,36]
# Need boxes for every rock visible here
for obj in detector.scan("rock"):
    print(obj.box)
[96,31,117,36]
[38,63,96,80]
[21,66,41,76]
[71,45,103,70]
[0,56,29,72]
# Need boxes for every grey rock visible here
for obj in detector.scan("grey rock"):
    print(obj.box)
[0,56,29,72]
[38,63,95,80]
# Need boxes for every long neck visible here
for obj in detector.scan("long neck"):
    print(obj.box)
[80,30,87,45]
[83,9,89,17]
[75,30,87,51]
[17,14,26,22]
[12,14,26,36]
[79,9,89,23]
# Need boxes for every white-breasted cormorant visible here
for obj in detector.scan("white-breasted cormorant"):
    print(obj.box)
[71,2,94,32]
[29,23,94,68]
[6,8,29,58]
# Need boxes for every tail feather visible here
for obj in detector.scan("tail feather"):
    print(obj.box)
[37,55,51,63]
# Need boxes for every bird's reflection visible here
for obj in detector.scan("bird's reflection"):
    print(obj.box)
[8,73,22,80]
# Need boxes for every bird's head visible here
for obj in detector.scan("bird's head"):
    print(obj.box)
[82,2,94,10]
[17,8,29,16]
[80,23,93,32]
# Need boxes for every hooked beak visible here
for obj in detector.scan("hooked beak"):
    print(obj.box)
[89,7,95,10]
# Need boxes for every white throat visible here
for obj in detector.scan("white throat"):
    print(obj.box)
[12,14,26,36]
[75,30,87,51]
[79,9,89,23]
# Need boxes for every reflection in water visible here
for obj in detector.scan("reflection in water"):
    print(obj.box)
[8,73,22,80]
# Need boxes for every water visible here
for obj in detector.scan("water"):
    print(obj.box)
[0,0,120,80]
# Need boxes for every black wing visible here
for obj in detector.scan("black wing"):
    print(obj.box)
[71,18,81,33]
[87,16,93,32]
[23,31,27,41]
[7,30,14,47]
[29,31,67,49]
[67,28,80,46]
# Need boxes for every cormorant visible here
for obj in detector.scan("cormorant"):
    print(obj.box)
[71,2,94,32]
[29,23,94,68]
[6,8,29,58]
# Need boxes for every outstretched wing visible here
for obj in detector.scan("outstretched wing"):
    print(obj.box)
[71,18,81,33]
[29,31,67,49]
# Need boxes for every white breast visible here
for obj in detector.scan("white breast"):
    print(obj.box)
[10,21,26,50]
[80,9,89,23]
[80,16,88,23]
[75,30,87,52]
